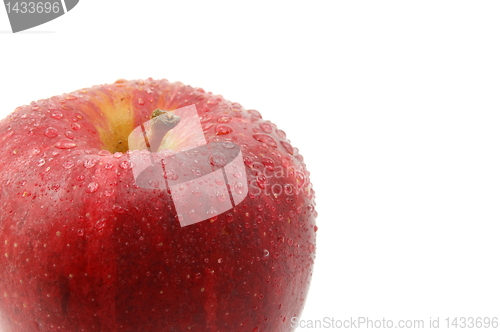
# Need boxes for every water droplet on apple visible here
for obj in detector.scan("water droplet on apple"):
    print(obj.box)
[44,127,58,138]
[296,172,305,188]
[65,131,74,139]
[248,109,262,118]
[215,124,233,135]
[163,169,178,180]
[222,141,235,149]
[314,225,318,232]
[148,180,160,188]
[36,159,46,167]
[192,189,202,197]
[218,258,223,263]
[77,229,85,236]
[62,160,75,169]
[54,139,76,149]
[276,129,287,139]
[234,182,245,195]
[86,182,99,193]
[209,152,227,167]
[308,243,315,253]
[119,160,131,169]
[252,134,277,148]
[138,98,145,106]
[255,174,268,189]
[104,163,114,170]
[243,155,257,168]
[50,111,63,120]
[218,115,231,123]
[259,122,273,133]
[287,238,294,246]
[263,249,270,258]
[98,150,111,156]
[113,152,124,159]
[280,141,294,155]
[261,157,275,171]
[83,158,97,168]
[216,191,227,202]
[284,184,293,195]
[43,103,55,111]
[200,114,212,122]
[191,168,202,177]
[113,204,126,214]
[233,171,243,178]
[104,189,115,197]
[71,123,81,131]
[95,218,106,230]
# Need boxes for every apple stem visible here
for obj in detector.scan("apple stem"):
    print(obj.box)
[146,109,181,152]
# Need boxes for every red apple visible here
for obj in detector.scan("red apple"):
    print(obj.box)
[0,78,317,332]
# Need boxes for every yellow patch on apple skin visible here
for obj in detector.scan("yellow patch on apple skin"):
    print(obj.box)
[82,88,136,153]
[100,89,135,152]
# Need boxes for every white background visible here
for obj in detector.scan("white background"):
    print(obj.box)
[1,1,500,331]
